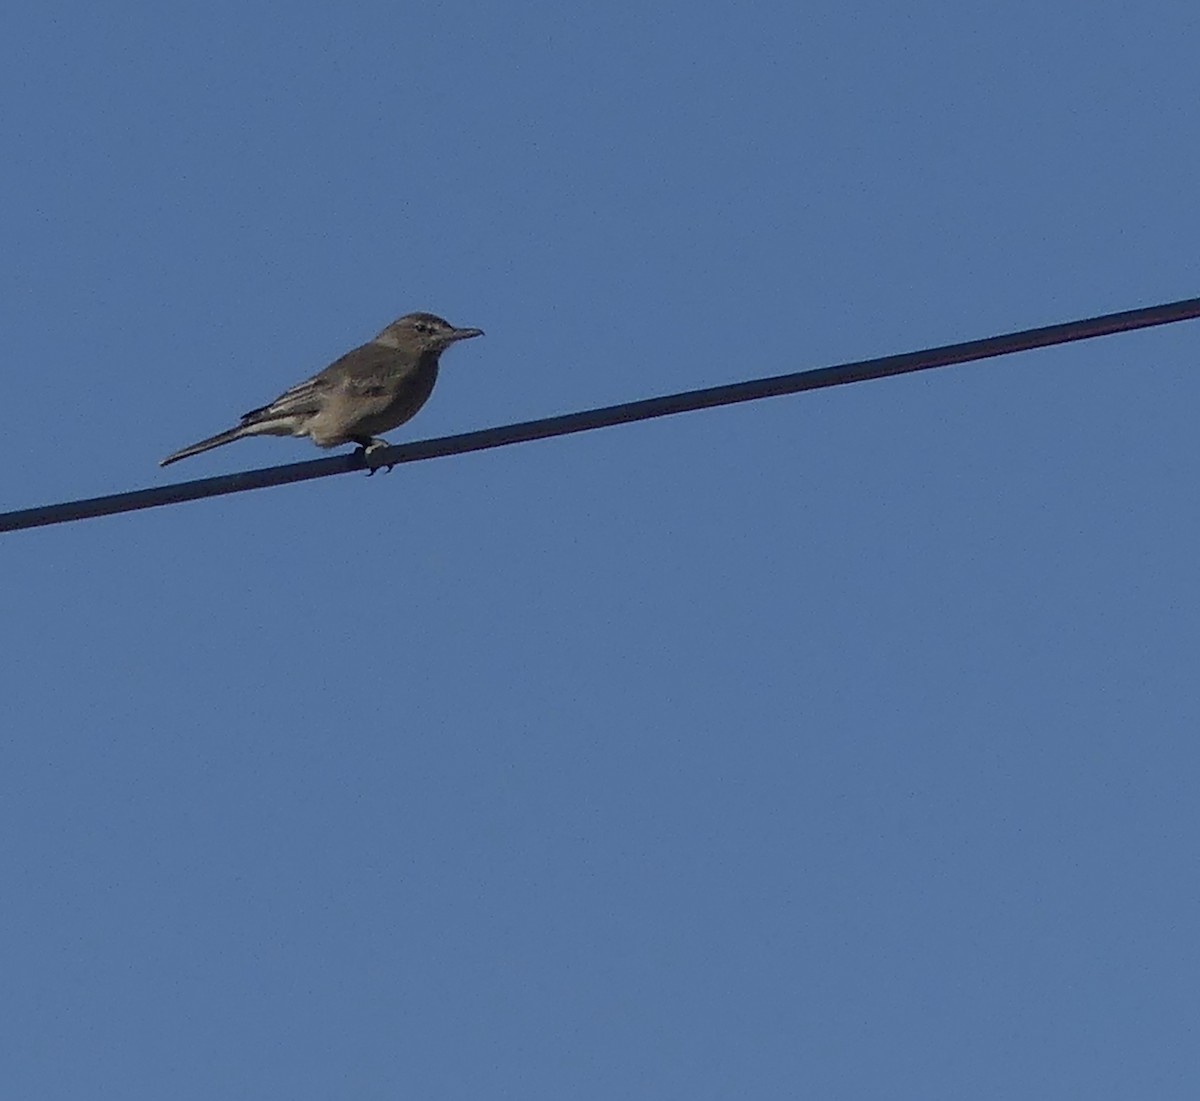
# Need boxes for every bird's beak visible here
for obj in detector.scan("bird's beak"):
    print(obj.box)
[449,326,484,342]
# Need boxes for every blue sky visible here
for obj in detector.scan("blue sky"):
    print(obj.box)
[4,2,1200,1097]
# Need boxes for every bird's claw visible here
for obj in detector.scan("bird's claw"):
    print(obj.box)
[362,439,395,475]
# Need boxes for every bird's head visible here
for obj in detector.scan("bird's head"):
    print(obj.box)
[375,312,484,353]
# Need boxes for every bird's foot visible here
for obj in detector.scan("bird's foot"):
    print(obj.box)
[360,438,395,475]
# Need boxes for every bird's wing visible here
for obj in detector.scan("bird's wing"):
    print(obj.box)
[315,341,415,389]
[239,374,333,425]
[315,342,426,414]
[240,342,417,426]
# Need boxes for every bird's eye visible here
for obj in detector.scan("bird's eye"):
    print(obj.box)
[414,322,430,333]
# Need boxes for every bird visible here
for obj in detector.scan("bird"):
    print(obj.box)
[160,312,484,470]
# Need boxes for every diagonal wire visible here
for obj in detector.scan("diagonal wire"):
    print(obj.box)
[3,294,1199,535]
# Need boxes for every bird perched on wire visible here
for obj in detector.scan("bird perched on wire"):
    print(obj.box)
[160,312,484,470]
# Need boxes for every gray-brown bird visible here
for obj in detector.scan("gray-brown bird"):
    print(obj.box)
[160,312,483,469]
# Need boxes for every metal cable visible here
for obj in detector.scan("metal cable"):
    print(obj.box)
[3,294,1199,534]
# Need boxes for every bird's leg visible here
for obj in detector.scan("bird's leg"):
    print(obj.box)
[354,436,396,474]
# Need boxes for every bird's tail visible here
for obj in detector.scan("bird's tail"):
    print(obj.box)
[159,426,248,467]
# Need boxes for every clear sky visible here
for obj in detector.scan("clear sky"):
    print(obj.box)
[4,2,1200,1097]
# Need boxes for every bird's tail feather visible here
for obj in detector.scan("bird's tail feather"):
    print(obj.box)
[159,426,247,467]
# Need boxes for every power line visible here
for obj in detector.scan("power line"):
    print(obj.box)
[3,294,1199,535]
